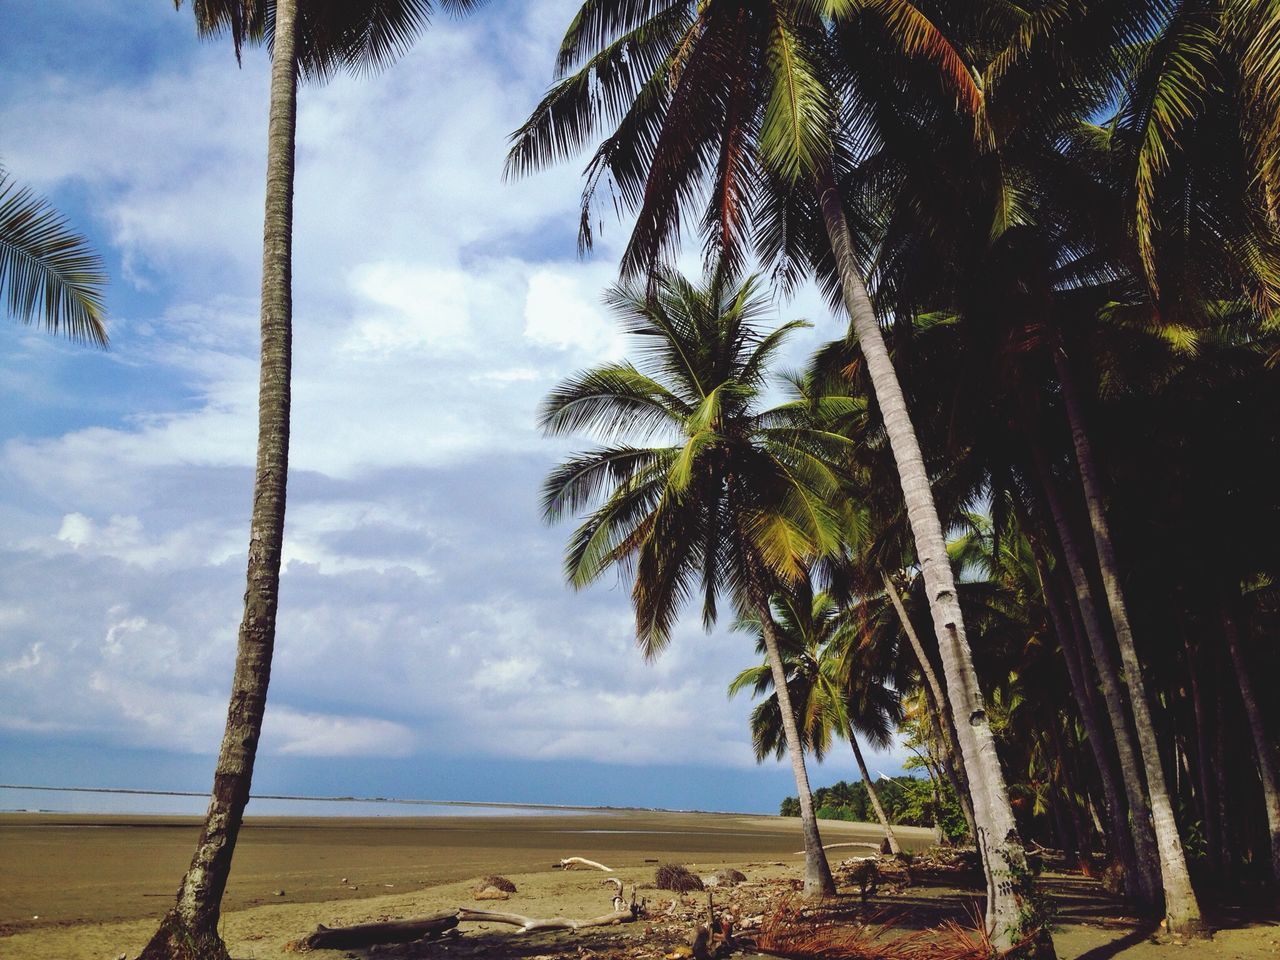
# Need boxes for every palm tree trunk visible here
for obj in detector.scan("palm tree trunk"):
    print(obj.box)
[746,572,835,896]
[1212,672,1234,879]
[1026,529,1137,884]
[140,4,298,957]
[1033,449,1162,908]
[1221,605,1280,880]
[846,723,901,854]
[1048,330,1206,936]
[815,165,1048,954]
[881,571,977,840]
[1183,634,1222,881]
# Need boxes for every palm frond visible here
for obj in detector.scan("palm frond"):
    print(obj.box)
[0,170,107,346]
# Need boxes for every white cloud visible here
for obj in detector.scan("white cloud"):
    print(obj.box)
[266,708,415,759]
[345,263,473,356]
[523,269,621,357]
[0,2,907,806]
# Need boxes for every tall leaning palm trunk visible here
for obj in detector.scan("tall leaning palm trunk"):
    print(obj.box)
[1025,530,1142,893]
[881,571,977,841]
[815,167,1041,950]
[845,720,901,854]
[139,5,298,958]
[747,575,837,894]
[1032,448,1161,908]
[1049,331,1205,936]
[1221,606,1280,881]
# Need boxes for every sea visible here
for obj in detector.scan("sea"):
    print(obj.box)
[0,784,592,818]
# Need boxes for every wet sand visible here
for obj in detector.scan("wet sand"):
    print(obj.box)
[0,809,928,931]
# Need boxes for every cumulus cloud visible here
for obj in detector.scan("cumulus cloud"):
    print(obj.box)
[0,1,906,805]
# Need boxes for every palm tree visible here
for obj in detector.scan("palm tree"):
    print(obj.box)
[540,268,843,895]
[1,167,107,346]
[510,7,1048,947]
[140,4,483,957]
[728,577,904,854]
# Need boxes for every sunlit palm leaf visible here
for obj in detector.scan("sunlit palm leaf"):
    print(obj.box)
[0,170,107,347]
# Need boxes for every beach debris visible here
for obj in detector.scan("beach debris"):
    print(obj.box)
[473,886,511,901]
[683,891,736,959]
[291,889,648,951]
[456,905,638,933]
[558,856,614,872]
[477,874,517,893]
[656,863,704,893]
[273,889,286,896]
[703,868,747,888]
[792,840,881,855]
[287,911,460,951]
[846,860,879,901]
[340,877,348,884]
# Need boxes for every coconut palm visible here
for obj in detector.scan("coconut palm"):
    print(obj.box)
[511,6,1048,946]
[140,3,483,957]
[986,7,1280,896]
[728,576,905,854]
[0,168,107,346]
[540,268,845,895]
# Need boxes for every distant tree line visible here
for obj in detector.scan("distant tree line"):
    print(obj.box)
[779,777,968,843]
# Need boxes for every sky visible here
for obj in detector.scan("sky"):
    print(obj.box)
[0,0,908,815]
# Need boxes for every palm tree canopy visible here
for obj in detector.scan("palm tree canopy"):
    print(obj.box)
[540,268,849,656]
[177,0,485,79]
[508,0,982,283]
[729,576,902,762]
[0,168,107,347]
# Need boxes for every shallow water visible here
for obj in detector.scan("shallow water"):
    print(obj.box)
[0,784,588,818]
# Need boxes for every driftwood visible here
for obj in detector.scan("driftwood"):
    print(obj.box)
[557,856,613,871]
[457,906,638,932]
[292,885,646,951]
[290,911,458,950]
[792,841,882,855]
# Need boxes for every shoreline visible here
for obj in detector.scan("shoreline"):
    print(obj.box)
[0,809,929,934]
[0,783,769,818]
[2,814,1275,960]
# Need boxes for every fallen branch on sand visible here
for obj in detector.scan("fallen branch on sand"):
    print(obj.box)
[557,856,613,871]
[288,886,646,951]
[457,906,637,932]
[287,911,458,950]
[791,841,882,855]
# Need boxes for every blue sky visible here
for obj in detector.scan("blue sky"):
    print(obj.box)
[0,0,907,815]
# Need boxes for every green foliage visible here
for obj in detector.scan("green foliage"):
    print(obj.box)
[782,776,967,841]
[541,268,846,655]
[0,168,107,346]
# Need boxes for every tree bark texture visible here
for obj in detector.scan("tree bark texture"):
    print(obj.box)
[140,4,298,956]
[1221,606,1280,880]
[1027,532,1138,885]
[1048,330,1205,936]
[882,571,977,840]
[1033,450,1162,908]
[846,723,901,854]
[815,165,1048,954]
[295,913,459,950]
[746,569,835,896]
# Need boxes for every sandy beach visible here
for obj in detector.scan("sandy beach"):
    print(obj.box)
[2,809,1277,960]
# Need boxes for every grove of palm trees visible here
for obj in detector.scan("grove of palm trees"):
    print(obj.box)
[2,1,1276,959]
[521,0,1279,954]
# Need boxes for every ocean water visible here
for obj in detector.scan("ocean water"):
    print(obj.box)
[0,785,585,818]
